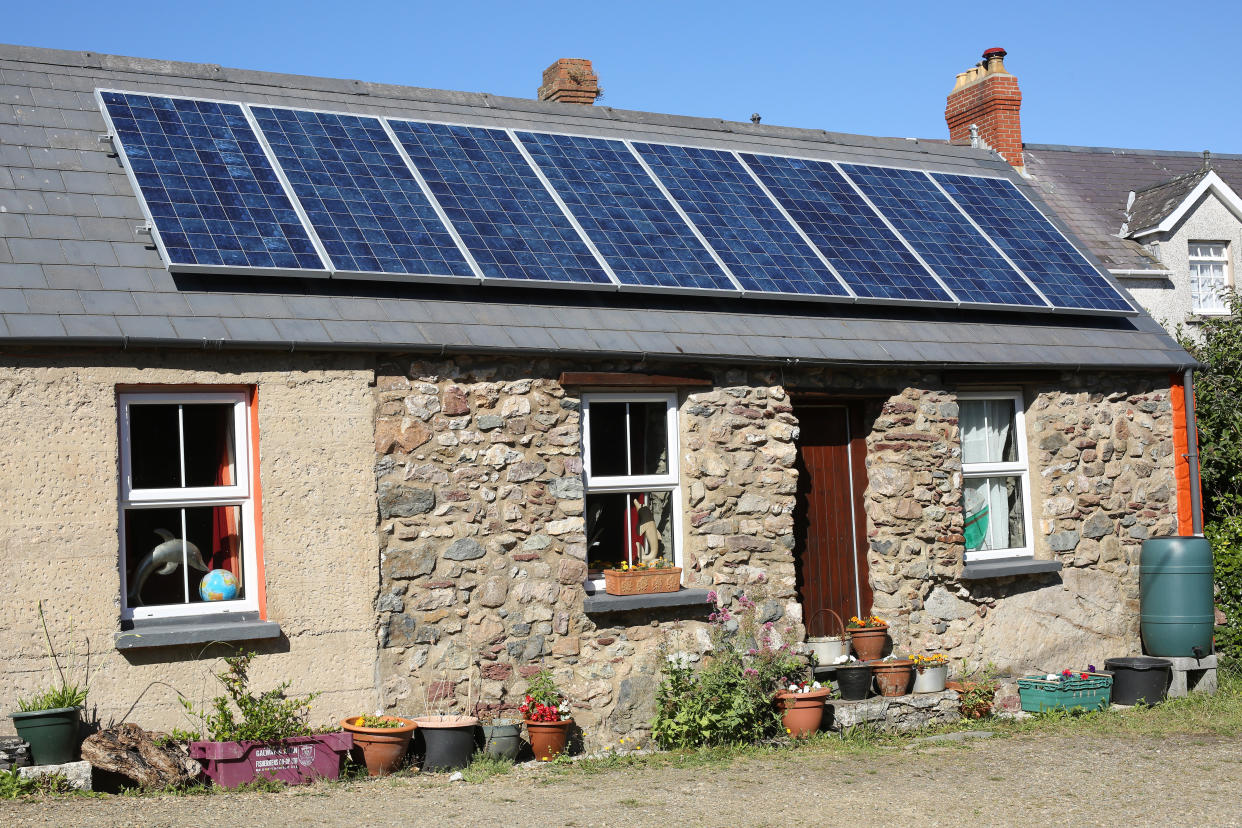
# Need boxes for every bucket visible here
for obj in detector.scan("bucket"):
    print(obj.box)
[806,609,849,665]
[1104,657,1173,705]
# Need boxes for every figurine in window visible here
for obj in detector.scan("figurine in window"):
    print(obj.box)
[633,498,661,565]
[128,528,208,606]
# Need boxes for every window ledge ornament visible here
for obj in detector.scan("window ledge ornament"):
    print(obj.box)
[114,612,281,650]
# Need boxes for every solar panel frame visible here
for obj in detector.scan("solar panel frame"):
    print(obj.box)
[933,172,1136,315]
[838,161,1053,310]
[96,89,330,278]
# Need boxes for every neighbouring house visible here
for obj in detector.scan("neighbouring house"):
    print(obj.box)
[0,43,1200,740]
[945,47,1242,336]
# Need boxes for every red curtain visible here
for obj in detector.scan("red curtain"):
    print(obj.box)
[210,416,240,576]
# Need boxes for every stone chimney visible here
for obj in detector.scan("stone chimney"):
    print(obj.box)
[945,47,1024,170]
[537,58,601,105]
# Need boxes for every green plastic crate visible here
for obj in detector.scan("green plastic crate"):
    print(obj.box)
[1017,672,1112,713]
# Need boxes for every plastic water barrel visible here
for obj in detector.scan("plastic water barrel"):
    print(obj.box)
[1140,537,1214,657]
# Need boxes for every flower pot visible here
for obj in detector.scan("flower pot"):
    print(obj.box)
[835,663,873,700]
[603,567,681,596]
[774,688,831,738]
[869,659,914,697]
[478,720,523,761]
[806,636,850,665]
[912,664,948,693]
[848,625,889,661]
[525,718,572,761]
[946,681,994,718]
[413,715,478,772]
[10,706,81,765]
[188,732,353,788]
[340,716,416,776]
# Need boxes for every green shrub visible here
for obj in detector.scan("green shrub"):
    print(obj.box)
[181,652,318,742]
[1208,517,1242,663]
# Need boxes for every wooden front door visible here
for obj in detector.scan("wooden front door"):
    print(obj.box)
[794,402,872,636]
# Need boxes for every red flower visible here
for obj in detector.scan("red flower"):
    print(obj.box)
[1080,672,1089,679]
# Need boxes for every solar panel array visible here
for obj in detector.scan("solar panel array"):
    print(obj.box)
[100,90,1134,315]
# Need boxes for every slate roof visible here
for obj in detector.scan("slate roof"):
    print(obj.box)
[0,44,1192,371]
[1125,168,1212,236]
[1025,143,1242,273]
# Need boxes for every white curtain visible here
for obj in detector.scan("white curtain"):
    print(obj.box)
[961,400,1013,551]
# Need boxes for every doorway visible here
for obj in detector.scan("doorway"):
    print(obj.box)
[793,401,872,636]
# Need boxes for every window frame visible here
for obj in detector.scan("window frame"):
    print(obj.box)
[117,389,260,621]
[579,391,684,589]
[958,390,1035,562]
[1188,240,1231,316]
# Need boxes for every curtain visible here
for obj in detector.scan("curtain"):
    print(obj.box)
[210,416,240,576]
[961,400,1013,551]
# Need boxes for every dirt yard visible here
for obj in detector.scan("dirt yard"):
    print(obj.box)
[4,730,1240,827]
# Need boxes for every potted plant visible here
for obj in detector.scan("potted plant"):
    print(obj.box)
[911,653,949,693]
[412,670,480,772]
[603,557,682,596]
[477,715,523,761]
[847,614,889,661]
[9,602,92,766]
[775,680,831,738]
[869,654,914,697]
[182,652,352,788]
[520,669,572,761]
[946,662,1000,718]
[805,609,850,666]
[340,712,416,776]
[831,654,873,701]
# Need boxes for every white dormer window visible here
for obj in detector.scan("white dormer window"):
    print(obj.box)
[1189,242,1231,315]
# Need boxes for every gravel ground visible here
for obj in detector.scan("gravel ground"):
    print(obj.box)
[5,731,1240,827]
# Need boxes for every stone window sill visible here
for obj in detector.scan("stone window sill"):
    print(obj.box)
[113,613,282,650]
[583,588,713,614]
[960,558,1063,580]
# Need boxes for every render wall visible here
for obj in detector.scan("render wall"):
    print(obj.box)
[0,350,379,734]
[372,357,1179,740]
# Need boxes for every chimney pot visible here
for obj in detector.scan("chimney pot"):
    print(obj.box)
[537,58,601,106]
[945,48,1023,170]
[982,47,1008,74]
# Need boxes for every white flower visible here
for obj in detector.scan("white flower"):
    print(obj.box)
[374,709,384,718]
[788,684,798,692]
[832,654,855,665]
[1046,673,1058,681]
[812,681,822,689]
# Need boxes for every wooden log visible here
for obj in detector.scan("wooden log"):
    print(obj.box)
[80,723,201,789]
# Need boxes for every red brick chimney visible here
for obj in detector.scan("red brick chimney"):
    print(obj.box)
[537,58,601,105]
[945,48,1023,170]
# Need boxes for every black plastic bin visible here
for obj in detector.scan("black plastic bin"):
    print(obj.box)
[1104,657,1173,705]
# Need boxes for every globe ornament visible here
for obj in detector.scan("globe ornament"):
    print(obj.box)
[199,568,239,602]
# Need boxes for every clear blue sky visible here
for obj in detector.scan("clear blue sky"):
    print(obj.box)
[7,1,1241,153]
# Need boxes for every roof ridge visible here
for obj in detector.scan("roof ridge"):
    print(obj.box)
[1130,166,1210,196]
[1025,142,1242,160]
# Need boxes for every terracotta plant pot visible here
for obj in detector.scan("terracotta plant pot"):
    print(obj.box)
[525,718,573,761]
[947,681,995,718]
[870,659,914,697]
[848,625,889,661]
[774,688,831,738]
[340,716,416,776]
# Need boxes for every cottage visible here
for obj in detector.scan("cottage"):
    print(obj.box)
[0,43,1198,739]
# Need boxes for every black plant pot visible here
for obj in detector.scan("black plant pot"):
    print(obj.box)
[835,664,873,700]
[414,717,478,772]
[477,720,523,761]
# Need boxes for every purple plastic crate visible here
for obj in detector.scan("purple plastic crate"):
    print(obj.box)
[189,732,352,788]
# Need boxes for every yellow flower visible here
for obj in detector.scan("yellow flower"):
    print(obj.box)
[785,728,791,734]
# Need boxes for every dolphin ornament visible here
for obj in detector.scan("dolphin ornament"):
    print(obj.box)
[128,528,208,606]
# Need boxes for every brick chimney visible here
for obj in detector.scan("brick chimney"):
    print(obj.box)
[945,48,1023,170]
[537,58,601,105]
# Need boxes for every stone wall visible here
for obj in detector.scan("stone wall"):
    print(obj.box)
[0,349,379,734]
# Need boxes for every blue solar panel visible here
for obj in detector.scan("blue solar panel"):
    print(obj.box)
[933,174,1132,312]
[101,92,323,270]
[841,164,1046,307]
[250,107,473,278]
[740,154,951,302]
[515,132,735,291]
[635,143,847,297]
[389,121,610,285]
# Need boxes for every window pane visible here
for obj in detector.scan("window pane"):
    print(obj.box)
[629,402,669,476]
[124,505,244,607]
[182,403,237,487]
[129,405,181,488]
[587,402,628,477]
[585,490,676,573]
[960,399,1017,464]
[963,475,1025,552]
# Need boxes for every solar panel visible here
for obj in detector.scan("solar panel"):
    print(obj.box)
[250,107,473,278]
[840,164,1047,308]
[100,92,324,271]
[740,154,952,302]
[389,120,610,285]
[515,132,736,292]
[635,143,848,297]
[933,174,1133,312]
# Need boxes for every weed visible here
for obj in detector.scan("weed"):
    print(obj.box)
[461,752,513,784]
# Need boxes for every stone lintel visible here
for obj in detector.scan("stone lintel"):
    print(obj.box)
[583,589,713,614]
[113,613,282,650]
[960,558,1063,580]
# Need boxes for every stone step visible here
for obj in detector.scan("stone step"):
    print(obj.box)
[827,689,961,733]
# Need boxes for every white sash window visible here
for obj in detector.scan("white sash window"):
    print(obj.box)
[959,392,1034,561]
